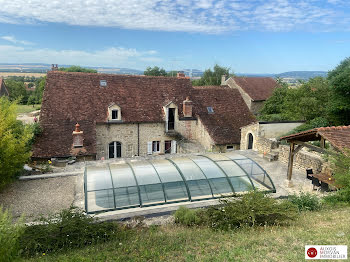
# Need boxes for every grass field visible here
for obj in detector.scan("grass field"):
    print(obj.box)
[16,104,41,114]
[0,72,46,78]
[21,206,350,262]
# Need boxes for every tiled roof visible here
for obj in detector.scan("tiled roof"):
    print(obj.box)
[317,126,350,153]
[33,73,255,158]
[0,78,9,96]
[233,77,277,101]
[280,125,350,153]
[192,86,255,144]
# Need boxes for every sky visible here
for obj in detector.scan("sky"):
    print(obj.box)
[0,0,350,74]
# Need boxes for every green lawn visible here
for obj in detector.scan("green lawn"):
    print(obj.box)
[16,104,41,114]
[21,206,350,262]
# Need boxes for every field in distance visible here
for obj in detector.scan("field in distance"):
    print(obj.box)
[0,72,46,78]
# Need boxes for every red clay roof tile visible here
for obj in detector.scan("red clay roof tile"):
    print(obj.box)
[233,77,278,101]
[33,73,255,158]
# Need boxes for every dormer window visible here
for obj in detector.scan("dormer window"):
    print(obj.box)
[207,107,214,114]
[100,80,107,87]
[108,103,121,121]
[112,109,119,120]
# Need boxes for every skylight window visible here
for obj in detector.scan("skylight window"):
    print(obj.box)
[207,107,214,114]
[100,80,107,87]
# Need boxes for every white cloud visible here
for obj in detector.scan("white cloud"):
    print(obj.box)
[1,35,34,45]
[0,0,347,33]
[0,45,161,69]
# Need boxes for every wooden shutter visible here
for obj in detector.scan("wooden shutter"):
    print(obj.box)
[147,141,153,155]
[171,140,177,153]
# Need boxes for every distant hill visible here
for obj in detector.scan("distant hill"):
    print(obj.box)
[275,71,327,80]
[0,64,328,80]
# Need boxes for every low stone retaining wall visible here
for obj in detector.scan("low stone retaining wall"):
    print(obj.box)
[256,137,278,154]
[279,145,324,173]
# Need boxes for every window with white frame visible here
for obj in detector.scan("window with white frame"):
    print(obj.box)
[152,141,160,152]
[111,109,119,120]
[108,104,121,121]
[147,141,160,155]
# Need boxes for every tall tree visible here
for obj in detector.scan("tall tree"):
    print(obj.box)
[144,66,167,76]
[5,80,29,104]
[259,77,331,122]
[192,64,232,86]
[327,57,350,125]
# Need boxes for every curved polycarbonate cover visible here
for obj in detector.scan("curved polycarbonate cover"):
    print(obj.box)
[84,153,276,213]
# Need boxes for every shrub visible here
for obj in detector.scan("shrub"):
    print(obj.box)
[0,206,24,262]
[322,150,350,205]
[174,206,204,226]
[19,206,121,257]
[288,192,321,212]
[0,98,32,191]
[323,188,350,205]
[205,191,298,230]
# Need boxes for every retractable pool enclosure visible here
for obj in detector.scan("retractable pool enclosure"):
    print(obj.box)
[84,153,276,213]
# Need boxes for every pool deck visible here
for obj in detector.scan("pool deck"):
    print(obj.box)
[0,150,314,222]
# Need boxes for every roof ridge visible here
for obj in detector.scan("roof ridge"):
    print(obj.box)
[317,125,350,131]
[48,71,189,80]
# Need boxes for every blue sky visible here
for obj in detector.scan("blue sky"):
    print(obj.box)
[0,0,350,74]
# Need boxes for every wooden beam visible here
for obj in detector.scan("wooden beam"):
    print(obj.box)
[287,142,295,181]
[292,145,304,156]
[292,140,335,155]
[320,137,325,149]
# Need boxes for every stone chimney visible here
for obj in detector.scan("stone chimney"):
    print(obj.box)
[177,72,186,78]
[72,123,84,148]
[183,96,193,118]
[51,64,58,71]
[221,75,227,85]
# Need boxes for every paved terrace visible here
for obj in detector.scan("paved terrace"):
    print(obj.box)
[0,150,312,222]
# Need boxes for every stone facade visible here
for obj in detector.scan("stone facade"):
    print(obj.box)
[279,145,324,173]
[96,106,240,159]
[240,122,259,150]
[240,121,304,152]
[96,122,178,159]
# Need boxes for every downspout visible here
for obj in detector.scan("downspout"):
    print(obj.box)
[137,123,140,156]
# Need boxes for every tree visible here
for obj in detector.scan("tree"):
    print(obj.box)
[0,97,32,191]
[327,57,350,125]
[58,66,97,73]
[144,66,167,76]
[259,77,331,122]
[192,64,233,86]
[5,80,29,104]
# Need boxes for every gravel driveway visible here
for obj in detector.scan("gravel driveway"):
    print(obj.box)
[0,176,77,222]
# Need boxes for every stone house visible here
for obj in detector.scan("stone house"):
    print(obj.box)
[222,76,278,115]
[240,121,304,152]
[32,71,255,160]
[0,77,9,97]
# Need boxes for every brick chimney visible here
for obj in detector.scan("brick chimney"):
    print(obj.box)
[177,72,186,78]
[72,123,84,148]
[221,75,227,85]
[183,96,193,118]
[51,64,58,71]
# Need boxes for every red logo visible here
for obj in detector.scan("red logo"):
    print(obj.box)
[307,247,318,258]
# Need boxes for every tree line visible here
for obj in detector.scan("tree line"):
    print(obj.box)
[259,57,350,130]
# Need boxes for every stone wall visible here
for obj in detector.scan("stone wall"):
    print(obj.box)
[240,122,259,150]
[259,122,304,138]
[279,145,324,173]
[255,137,278,154]
[96,123,177,159]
